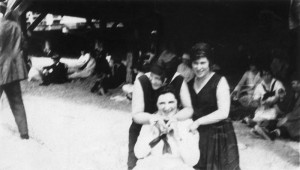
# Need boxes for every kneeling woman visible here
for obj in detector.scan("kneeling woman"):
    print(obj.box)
[134,87,199,170]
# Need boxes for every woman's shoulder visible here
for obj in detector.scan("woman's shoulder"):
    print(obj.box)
[212,72,223,79]
[138,73,150,83]
[205,72,222,86]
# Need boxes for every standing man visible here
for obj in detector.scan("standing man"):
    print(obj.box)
[0,4,29,139]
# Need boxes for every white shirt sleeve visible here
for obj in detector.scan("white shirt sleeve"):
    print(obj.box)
[134,125,157,159]
[176,119,200,166]
[253,84,263,101]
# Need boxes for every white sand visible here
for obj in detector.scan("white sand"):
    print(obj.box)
[0,95,130,170]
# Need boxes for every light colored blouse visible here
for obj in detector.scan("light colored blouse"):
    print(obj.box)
[234,71,261,95]
[134,119,199,170]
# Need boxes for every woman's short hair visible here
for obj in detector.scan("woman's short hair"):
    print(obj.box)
[248,58,259,67]
[260,65,273,77]
[157,86,179,106]
[190,42,214,66]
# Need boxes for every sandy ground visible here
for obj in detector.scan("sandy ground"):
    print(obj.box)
[0,79,299,170]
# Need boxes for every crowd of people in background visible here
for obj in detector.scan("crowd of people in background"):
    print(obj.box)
[20,35,299,170]
[230,52,300,142]
[26,37,299,145]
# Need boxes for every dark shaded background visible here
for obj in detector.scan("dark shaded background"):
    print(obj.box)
[27,0,296,81]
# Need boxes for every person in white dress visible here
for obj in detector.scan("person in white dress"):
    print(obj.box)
[134,87,199,170]
[68,51,96,79]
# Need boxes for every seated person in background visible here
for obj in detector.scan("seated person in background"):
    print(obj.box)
[97,57,126,95]
[177,53,194,83]
[134,87,199,170]
[254,75,300,141]
[230,61,261,120]
[40,53,68,85]
[232,60,261,106]
[245,67,285,131]
[68,50,96,79]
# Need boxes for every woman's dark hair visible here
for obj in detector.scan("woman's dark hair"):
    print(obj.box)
[190,42,214,66]
[157,86,179,106]
[150,62,166,81]
[248,58,259,67]
[260,65,273,77]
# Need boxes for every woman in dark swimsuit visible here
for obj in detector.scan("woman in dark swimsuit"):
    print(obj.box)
[188,42,240,170]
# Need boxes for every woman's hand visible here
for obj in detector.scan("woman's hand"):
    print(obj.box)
[166,118,177,132]
[150,115,168,133]
[168,121,181,142]
[165,117,177,127]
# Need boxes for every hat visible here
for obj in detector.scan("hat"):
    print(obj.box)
[51,53,61,60]
[150,63,165,77]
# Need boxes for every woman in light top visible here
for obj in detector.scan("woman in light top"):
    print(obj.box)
[232,60,261,104]
[134,87,199,170]
[188,42,240,170]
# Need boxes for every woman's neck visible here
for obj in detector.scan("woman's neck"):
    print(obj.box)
[195,71,212,82]
[251,70,258,75]
[264,79,272,86]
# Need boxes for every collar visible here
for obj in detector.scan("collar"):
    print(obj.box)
[262,78,276,87]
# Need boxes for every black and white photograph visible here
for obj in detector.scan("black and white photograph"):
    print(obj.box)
[0,0,299,169]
